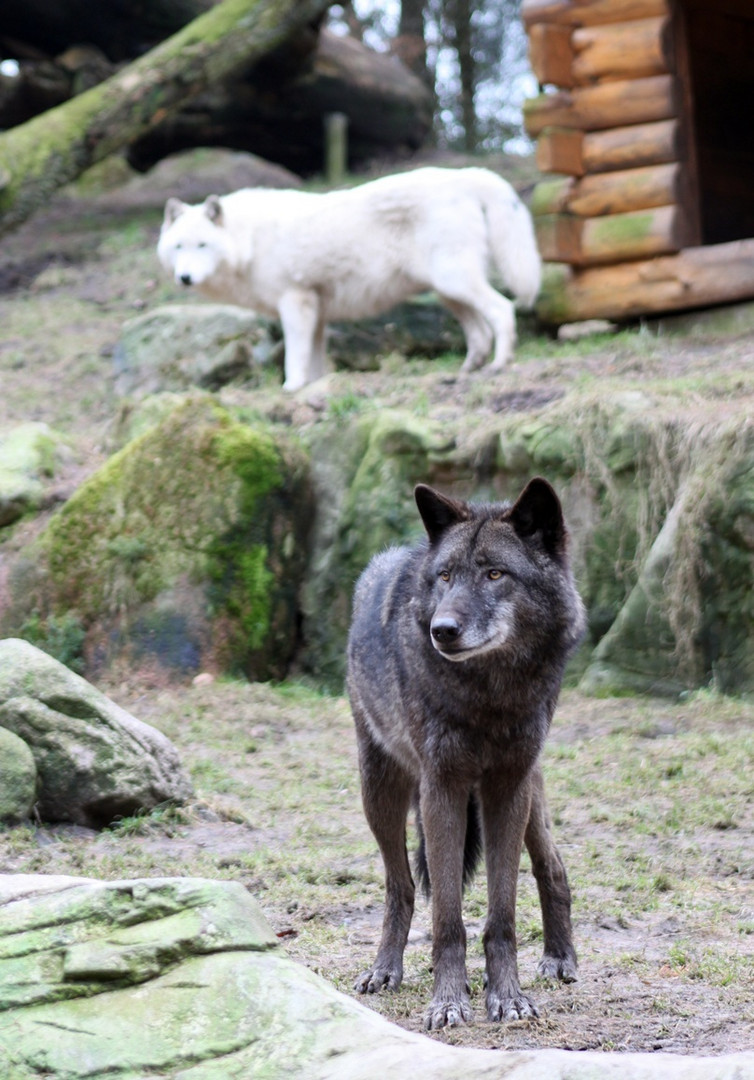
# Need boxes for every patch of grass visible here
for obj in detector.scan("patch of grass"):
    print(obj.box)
[108,802,190,837]
[0,678,752,1054]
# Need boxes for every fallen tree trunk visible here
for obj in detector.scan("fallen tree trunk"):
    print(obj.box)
[127,29,433,175]
[0,0,330,236]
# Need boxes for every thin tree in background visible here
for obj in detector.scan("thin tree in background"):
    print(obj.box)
[446,0,476,151]
[330,0,527,153]
[394,0,430,89]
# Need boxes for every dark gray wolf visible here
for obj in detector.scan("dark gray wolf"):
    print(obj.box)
[157,167,541,391]
[347,479,586,1029]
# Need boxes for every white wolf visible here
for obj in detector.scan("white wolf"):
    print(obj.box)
[157,167,541,392]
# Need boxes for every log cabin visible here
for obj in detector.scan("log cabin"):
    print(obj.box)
[522,0,754,325]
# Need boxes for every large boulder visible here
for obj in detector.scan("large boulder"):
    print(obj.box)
[113,304,282,398]
[0,873,751,1079]
[2,397,313,681]
[0,639,192,827]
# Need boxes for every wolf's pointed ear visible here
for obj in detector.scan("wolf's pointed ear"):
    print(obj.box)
[204,194,224,225]
[508,477,567,560]
[163,197,186,226]
[415,484,469,543]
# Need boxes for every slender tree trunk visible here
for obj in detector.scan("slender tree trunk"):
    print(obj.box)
[395,0,430,87]
[451,0,477,151]
[0,0,330,236]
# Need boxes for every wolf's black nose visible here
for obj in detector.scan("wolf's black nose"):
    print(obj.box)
[180,273,192,286]
[431,617,462,645]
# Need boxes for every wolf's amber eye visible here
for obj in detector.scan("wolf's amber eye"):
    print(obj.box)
[488,569,504,580]
[439,569,450,582]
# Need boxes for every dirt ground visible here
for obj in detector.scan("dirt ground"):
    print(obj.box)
[0,156,752,1059]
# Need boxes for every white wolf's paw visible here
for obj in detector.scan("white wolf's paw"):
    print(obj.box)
[486,990,539,1023]
[282,377,306,392]
[355,964,402,994]
[458,355,486,375]
[423,994,473,1030]
[538,952,578,984]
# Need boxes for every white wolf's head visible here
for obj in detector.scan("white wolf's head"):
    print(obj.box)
[157,195,236,288]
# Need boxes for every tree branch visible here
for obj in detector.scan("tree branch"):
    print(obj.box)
[0,0,331,236]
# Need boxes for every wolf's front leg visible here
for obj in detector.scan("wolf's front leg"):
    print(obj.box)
[421,782,473,1030]
[481,772,539,1021]
[278,287,320,391]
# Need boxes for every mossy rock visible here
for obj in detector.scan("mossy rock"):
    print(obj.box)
[299,409,457,687]
[4,397,312,681]
[297,390,754,697]
[0,422,68,528]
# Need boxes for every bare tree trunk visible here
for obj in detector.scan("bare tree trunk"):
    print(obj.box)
[450,0,478,151]
[394,0,430,88]
[0,0,330,237]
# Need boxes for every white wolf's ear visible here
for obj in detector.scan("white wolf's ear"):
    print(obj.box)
[415,485,469,544]
[163,197,187,226]
[508,477,566,561]
[204,194,224,225]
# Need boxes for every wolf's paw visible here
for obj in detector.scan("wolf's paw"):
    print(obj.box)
[537,952,578,984]
[486,990,539,1023]
[423,994,473,1030]
[459,355,486,375]
[354,964,402,994]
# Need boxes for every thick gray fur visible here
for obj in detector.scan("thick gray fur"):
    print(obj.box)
[347,478,586,1030]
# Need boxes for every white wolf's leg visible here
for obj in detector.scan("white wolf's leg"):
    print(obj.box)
[308,318,330,382]
[430,260,517,372]
[440,298,494,373]
[484,290,517,371]
[278,287,321,391]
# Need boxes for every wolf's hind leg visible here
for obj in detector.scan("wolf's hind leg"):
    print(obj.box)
[353,733,415,994]
[429,258,516,372]
[308,318,330,381]
[525,763,578,983]
[439,297,493,373]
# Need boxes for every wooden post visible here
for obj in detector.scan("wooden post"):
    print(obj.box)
[324,111,348,184]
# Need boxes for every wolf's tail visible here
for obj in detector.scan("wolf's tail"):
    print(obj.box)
[479,171,542,308]
[414,794,483,899]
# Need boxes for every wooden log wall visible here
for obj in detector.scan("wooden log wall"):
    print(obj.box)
[522,0,754,323]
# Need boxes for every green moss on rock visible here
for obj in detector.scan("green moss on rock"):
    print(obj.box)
[5,397,312,681]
